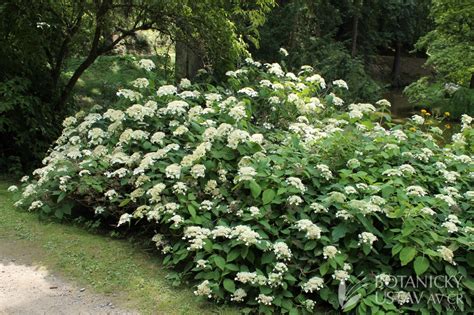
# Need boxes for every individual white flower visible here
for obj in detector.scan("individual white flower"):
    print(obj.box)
[116,89,142,101]
[238,87,258,98]
[165,163,181,179]
[94,206,105,215]
[104,189,118,200]
[235,166,257,182]
[411,115,425,125]
[231,225,261,246]
[301,276,324,293]
[461,114,472,130]
[279,47,289,56]
[287,195,303,206]
[376,274,392,287]
[323,246,340,259]
[266,63,284,77]
[196,259,208,269]
[316,164,333,180]
[441,221,458,233]
[394,291,411,305]
[168,214,184,227]
[211,226,232,239]
[231,288,247,302]
[256,294,274,306]
[332,270,350,283]
[273,242,292,260]
[163,100,188,116]
[344,186,357,195]
[286,177,306,192]
[420,207,436,216]
[310,202,328,213]
[306,74,327,89]
[235,272,257,284]
[117,213,132,227]
[358,232,378,247]
[179,78,192,89]
[346,158,360,169]
[295,219,322,239]
[150,132,166,145]
[194,280,212,298]
[28,200,44,211]
[249,133,264,144]
[399,164,416,176]
[406,185,427,197]
[437,246,456,265]
[227,129,250,149]
[248,206,260,217]
[173,125,189,136]
[131,78,149,89]
[376,99,391,108]
[156,85,177,97]
[229,104,247,121]
[7,185,18,192]
[435,194,457,207]
[137,59,156,71]
[332,79,348,89]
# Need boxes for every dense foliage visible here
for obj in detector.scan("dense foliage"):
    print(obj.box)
[404,0,474,118]
[11,57,474,314]
[0,0,274,170]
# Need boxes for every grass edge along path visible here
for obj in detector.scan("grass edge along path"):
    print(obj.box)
[0,178,238,315]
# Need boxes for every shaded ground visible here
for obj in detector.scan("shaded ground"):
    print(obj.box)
[0,243,134,314]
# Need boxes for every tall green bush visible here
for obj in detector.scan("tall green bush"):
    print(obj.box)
[12,57,474,314]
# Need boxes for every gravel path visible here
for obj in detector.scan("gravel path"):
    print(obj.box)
[0,256,137,315]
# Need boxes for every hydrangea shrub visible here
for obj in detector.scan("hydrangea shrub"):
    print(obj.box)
[11,57,474,314]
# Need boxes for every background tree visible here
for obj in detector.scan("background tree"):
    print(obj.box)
[404,0,474,117]
[0,0,274,171]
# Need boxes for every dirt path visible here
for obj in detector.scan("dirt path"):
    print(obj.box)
[0,243,137,315]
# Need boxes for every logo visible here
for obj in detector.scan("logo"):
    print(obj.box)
[338,273,368,311]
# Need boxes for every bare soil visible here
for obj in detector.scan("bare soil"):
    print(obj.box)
[0,240,137,315]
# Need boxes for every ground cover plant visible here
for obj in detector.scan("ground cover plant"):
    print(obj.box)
[10,56,474,314]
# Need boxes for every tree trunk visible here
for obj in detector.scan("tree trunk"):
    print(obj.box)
[351,14,359,57]
[391,40,402,88]
[56,53,99,110]
[470,73,474,89]
[175,41,203,82]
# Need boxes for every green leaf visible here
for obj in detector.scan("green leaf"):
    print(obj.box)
[320,262,330,276]
[332,224,348,241]
[414,256,430,275]
[261,252,274,264]
[304,240,317,251]
[119,198,131,207]
[262,189,276,205]
[227,248,240,262]
[214,256,226,270]
[249,181,262,198]
[187,204,196,217]
[399,247,417,266]
[223,279,235,293]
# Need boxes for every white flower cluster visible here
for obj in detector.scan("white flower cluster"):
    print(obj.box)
[194,280,212,298]
[273,242,292,260]
[286,177,306,192]
[441,215,460,233]
[295,219,322,239]
[323,245,340,259]
[358,232,378,247]
[301,276,324,293]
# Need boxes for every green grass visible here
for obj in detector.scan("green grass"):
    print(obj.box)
[0,178,238,315]
[65,54,174,107]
